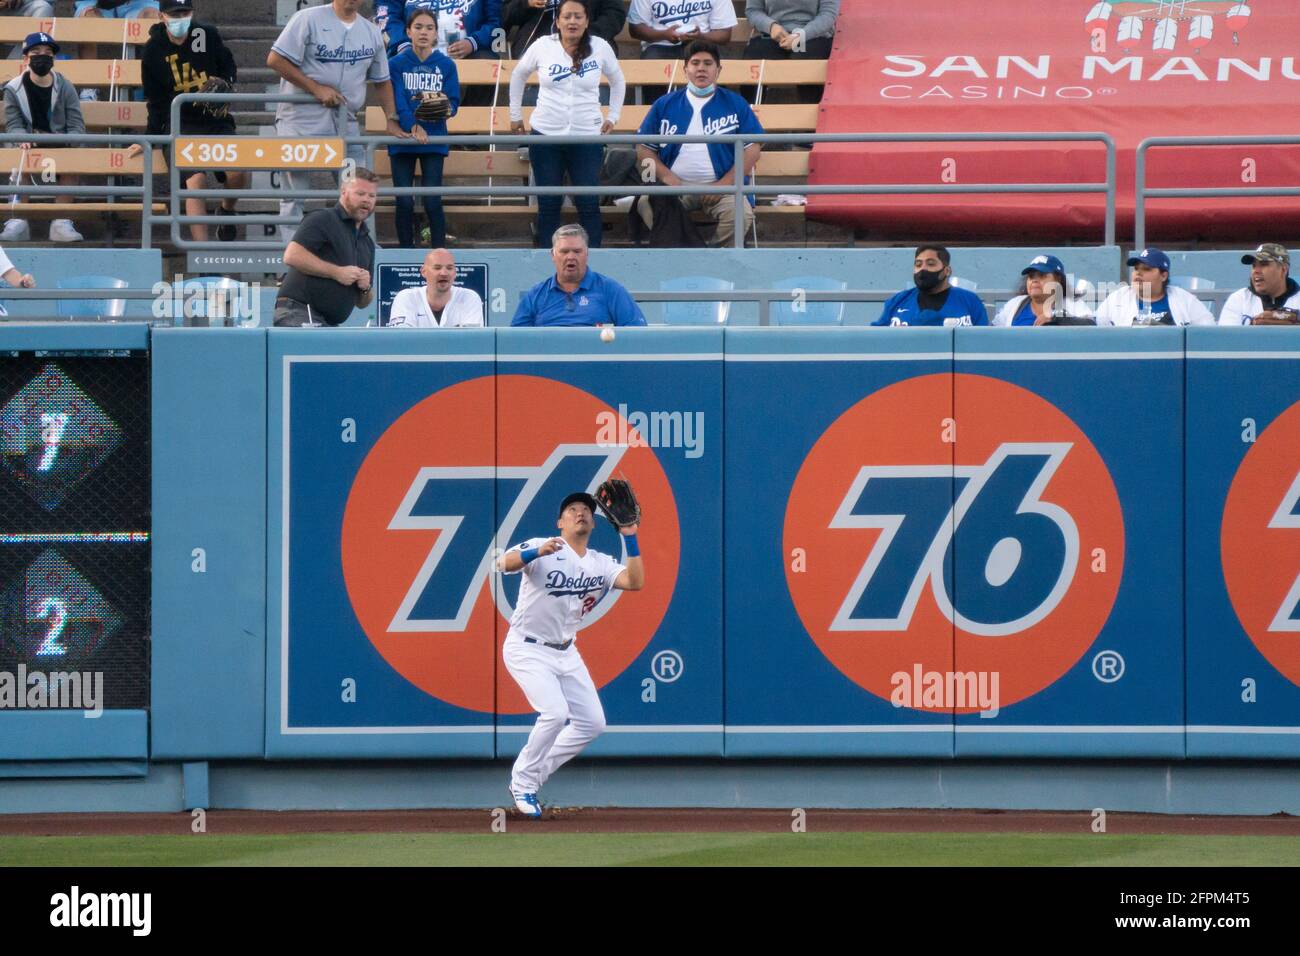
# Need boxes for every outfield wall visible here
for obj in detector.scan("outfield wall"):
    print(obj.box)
[2,323,1300,812]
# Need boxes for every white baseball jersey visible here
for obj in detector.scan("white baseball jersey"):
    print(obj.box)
[503,538,626,645]
[1218,283,1300,325]
[387,285,485,327]
[508,35,624,135]
[628,0,737,50]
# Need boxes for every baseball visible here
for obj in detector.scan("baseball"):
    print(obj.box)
[600,327,615,343]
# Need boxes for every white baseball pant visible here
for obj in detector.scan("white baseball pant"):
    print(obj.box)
[504,638,606,794]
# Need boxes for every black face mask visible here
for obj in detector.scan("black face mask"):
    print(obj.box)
[913,268,945,292]
[28,55,54,77]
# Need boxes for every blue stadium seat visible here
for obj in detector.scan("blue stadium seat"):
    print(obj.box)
[179,277,255,327]
[56,276,127,320]
[949,276,979,291]
[771,276,847,326]
[1170,275,1217,311]
[660,275,734,326]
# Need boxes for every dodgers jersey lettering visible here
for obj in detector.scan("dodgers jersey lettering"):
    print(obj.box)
[504,538,626,645]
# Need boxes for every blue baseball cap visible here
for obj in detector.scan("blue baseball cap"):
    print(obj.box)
[22,32,58,54]
[1021,254,1065,276]
[558,492,598,519]
[1127,248,1171,272]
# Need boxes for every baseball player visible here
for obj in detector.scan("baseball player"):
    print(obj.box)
[267,0,406,241]
[496,483,643,818]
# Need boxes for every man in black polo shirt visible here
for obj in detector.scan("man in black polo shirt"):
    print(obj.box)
[275,167,378,327]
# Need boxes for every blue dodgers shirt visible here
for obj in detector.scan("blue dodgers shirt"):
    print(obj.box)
[637,87,764,190]
[872,286,989,327]
[511,270,648,327]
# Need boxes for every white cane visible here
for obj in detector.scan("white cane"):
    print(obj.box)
[488,60,503,207]
[8,144,29,221]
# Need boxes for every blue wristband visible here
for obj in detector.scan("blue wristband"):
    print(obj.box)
[623,534,639,558]
[520,547,540,565]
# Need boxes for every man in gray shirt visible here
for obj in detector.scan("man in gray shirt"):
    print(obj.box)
[268,0,406,240]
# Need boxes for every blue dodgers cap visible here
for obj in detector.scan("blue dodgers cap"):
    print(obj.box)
[1021,253,1065,276]
[1127,248,1171,272]
[558,492,598,519]
[22,32,58,54]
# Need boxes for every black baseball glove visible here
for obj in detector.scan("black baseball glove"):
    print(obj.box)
[197,77,233,120]
[595,478,641,530]
[414,91,452,123]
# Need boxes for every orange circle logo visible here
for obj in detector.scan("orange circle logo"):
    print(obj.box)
[784,373,1124,712]
[341,375,680,714]
[1222,400,1300,688]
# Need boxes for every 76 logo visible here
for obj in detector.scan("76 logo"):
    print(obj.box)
[830,443,1079,636]
[1267,471,1300,632]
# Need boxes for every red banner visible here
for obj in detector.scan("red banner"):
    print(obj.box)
[808,1,1300,242]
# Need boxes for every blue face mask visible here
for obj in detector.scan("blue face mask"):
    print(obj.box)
[688,83,715,97]
[165,17,191,38]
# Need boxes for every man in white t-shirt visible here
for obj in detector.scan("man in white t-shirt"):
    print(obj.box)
[1219,243,1300,326]
[387,248,486,328]
[628,0,737,60]
[496,490,644,818]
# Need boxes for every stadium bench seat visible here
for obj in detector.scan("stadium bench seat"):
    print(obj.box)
[0,60,141,88]
[0,16,152,45]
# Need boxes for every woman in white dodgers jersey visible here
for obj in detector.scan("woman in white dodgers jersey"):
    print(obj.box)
[496,490,644,817]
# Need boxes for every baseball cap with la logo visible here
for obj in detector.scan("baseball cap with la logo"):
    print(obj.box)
[22,32,58,54]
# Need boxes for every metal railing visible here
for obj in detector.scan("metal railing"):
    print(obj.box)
[164,93,1117,250]
[1135,135,1300,251]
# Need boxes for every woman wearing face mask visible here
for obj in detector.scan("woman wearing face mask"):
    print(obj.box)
[509,0,624,248]
[134,0,247,243]
[1,33,87,243]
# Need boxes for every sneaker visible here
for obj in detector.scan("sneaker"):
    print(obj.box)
[79,89,99,102]
[510,788,542,819]
[1,219,30,242]
[49,219,83,243]
[216,211,238,242]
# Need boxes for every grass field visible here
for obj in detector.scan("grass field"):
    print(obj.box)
[1,833,1297,866]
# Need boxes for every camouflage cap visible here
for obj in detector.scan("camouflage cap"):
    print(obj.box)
[1241,243,1290,266]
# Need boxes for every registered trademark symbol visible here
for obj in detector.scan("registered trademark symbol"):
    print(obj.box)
[651,650,683,683]
[1097,87,1117,95]
[1092,650,1125,683]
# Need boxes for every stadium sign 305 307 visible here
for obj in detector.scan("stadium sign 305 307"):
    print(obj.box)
[784,373,1125,712]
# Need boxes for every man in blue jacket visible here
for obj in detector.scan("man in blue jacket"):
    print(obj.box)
[873,246,989,327]
[512,225,647,327]
[636,40,763,247]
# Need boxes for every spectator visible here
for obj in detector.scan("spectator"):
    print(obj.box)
[509,0,624,248]
[0,243,36,316]
[133,0,247,244]
[2,33,86,243]
[73,0,162,67]
[512,223,646,326]
[275,167,378,327]
[1095,248,1214,326]
[268,0,404,241]
[992,254,1095,326]
[635,40,762,247]
[1219,243,1300,326]
[379,0,503,60]
[873,245,988,327]
[628,0,736,61]
[503,0,626,58]
[389,8,461,249]
[0,0,53,21]
[388,247,485,327]
[744,0,837,58]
